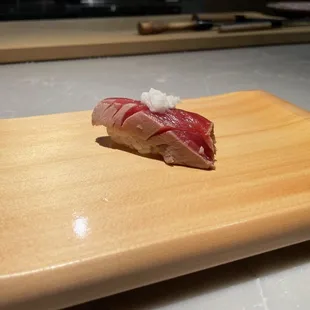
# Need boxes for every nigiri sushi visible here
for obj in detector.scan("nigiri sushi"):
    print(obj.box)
[92,88,216,170]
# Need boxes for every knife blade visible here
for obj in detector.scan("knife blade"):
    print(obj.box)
[218,18,310,33]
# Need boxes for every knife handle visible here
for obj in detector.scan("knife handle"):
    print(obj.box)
[218,21,274,33]
[138,20,213,35]
[138,21,195,35]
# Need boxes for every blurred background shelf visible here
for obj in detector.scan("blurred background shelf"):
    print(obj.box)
[0,0,187,21]
[0,0,276,21]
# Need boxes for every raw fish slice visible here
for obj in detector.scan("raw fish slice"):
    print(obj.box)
[92,97,216,170]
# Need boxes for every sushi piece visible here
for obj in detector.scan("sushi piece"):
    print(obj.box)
[92,88,216,170]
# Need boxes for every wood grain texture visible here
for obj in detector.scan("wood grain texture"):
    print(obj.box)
[0,90,310,310]
[0,12,310,63]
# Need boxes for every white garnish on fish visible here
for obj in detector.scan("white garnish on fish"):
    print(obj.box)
[141,88,180,113]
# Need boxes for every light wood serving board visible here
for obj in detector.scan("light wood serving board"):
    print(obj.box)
[1,90,310,310]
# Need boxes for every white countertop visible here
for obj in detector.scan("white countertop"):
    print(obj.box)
[1,44,309,310]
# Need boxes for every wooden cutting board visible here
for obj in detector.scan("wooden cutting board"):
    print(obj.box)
[1,12,310,64]
[1,90,310,310]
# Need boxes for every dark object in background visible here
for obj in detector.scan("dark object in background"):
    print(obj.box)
[267,2,310,18]
[0,0,208,21]
[0,0,185,21]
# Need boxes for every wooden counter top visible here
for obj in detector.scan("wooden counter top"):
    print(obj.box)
[1,12,310,63]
